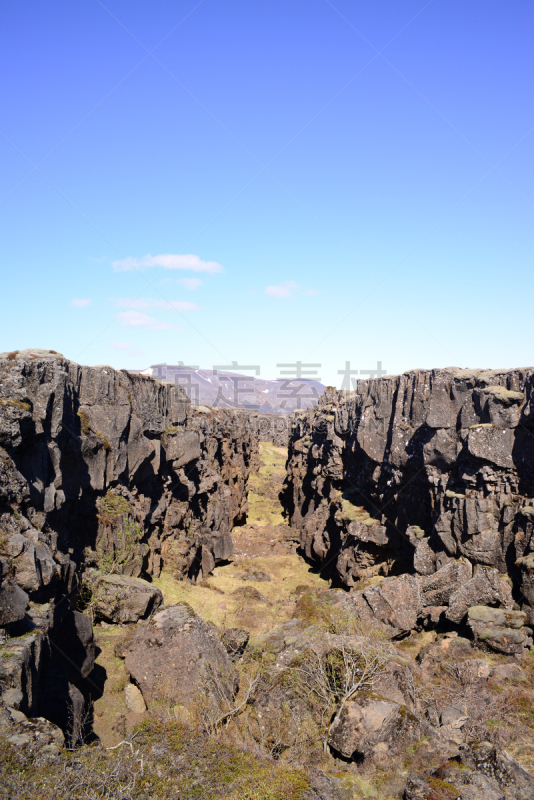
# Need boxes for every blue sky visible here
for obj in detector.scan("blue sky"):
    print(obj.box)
[1,0,533,385]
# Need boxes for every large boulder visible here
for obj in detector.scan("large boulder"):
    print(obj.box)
[361,575,422,637]
[0,579,28,625]
[328,691,451,765]
[467,605,532,654]
[445,568,513,625]
[123,603,238,718]
[419,560,472,607]
[90,571,163,623]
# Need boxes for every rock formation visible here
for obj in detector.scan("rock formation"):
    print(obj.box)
[285,368,534,627]
[0,349,259,584]
[3,353,534,799]
[0,349,259,746]
[121,602,238,718]
[257,414,290,446]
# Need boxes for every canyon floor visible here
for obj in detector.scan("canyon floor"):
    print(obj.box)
[91,443,330,747]
[83,444,534,799]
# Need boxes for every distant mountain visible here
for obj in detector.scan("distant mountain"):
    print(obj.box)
[130,364,326,415]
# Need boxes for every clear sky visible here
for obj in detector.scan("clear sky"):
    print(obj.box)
[1,0,533,386]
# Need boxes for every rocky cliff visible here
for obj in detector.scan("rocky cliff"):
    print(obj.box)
[0,349,259,584]
[285,367,534,618]
[0,349,259,743]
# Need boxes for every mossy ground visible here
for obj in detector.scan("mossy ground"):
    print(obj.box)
[153,553,328,640]
[0,720,311,800]
[152,442,329,639]
[246,442,288,526]
[91,626,137,746]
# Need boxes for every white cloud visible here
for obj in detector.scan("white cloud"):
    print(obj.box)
[113,297,198,312]
[112,253,224,274]
[70,298,92,307]
[264,281,318,299]
[117,311,157,327]
[159,278,203,290]
[116,311,180,331]
[176,278,203,290]
[110,341,144,356]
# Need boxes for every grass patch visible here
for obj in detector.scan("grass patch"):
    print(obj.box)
[246,443,287,527]
[153,553,328,641]
[0,397,31,412]
[0,719,311,800]
[99,493,132,516]
[77,409,91,434]
[91,626,132,746]
[96,433,112,451]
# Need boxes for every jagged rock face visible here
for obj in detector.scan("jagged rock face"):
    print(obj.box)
[0,350,259,583]
[285,367,534,613]
[0,349,258,743]
[257,414,289,446]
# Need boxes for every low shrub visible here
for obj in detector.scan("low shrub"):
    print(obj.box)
[0,720,312,799]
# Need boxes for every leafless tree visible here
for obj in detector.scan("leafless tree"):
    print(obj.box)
[200,662,262,736]
[289,636,387,752]
[66,698,94,751]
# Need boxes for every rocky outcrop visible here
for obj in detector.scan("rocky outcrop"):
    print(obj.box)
[328,690,448,764]
[405,743,534,800]
[285,368,534,622]
[257,414,290,446]
[122,603,238,717]
[84,570,163,623]
[0,349,259,583]
[0,598,95,741]
[0,349,258,744]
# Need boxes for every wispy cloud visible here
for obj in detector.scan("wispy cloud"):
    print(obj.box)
[110,341,144,357]
[112,253,224,274]
[116,311,180,331]
[176,278,203,290]
[113,297,198,312]
[264,281,318,299]
[159,278,203,290]
[70,298,92,307]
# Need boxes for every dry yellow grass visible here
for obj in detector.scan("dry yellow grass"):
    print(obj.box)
[92,441,330,745]
[246,442,288,526]
[153,554,328,639]
[92,626,132,745]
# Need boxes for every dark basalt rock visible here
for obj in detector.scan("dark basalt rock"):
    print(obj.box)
[284,368,534,624]
[0,349,259,585]
[0,349,259,744]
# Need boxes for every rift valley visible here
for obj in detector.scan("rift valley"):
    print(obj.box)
[2,350,534,799]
